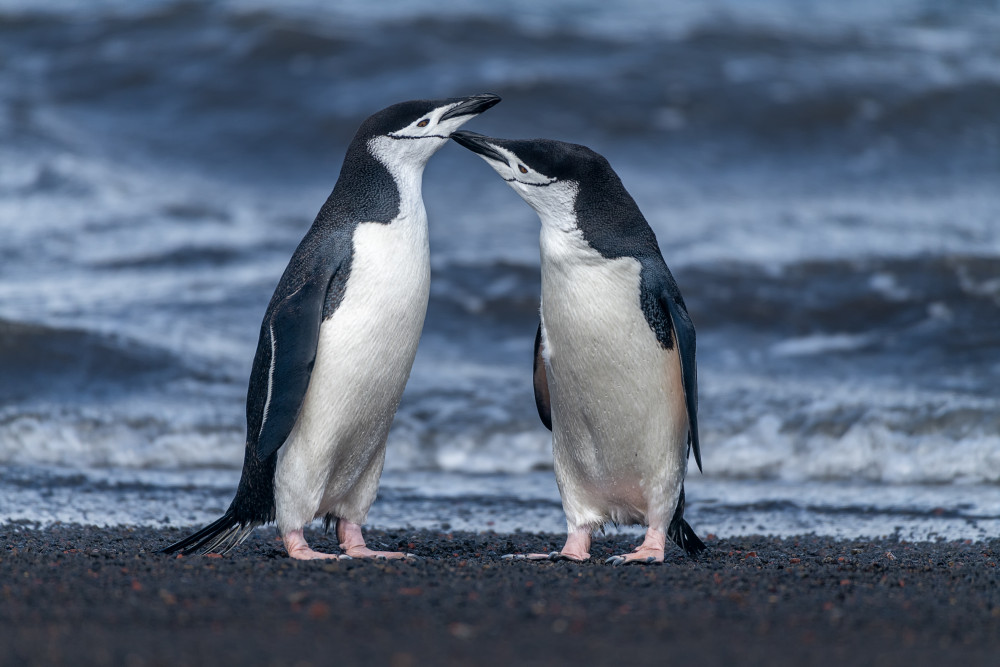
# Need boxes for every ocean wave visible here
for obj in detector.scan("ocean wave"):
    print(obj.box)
[2,0,998,168]
[706,414,1000,485]
[3,358,999,486]
[0,408,243,470]
[683,255,1000,368]
[3,247,997,486]
[0,318,189,402]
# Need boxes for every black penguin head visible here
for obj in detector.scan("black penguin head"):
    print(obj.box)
[357,94,500,170]
[451,132,613,222]
[453,131,658,255]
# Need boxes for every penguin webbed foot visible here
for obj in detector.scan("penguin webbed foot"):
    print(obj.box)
[499,529,592,563]
[343,546,414,560]
[501,551,590,562]
[334,519,418,560]
[605,527,667,566]
[288,548,354,561]
[284,529,354,561]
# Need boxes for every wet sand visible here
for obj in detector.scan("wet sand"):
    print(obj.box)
[2,524,998,666]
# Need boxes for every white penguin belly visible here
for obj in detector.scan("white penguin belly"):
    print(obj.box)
[540,229,688,531]
[274,218,430,531]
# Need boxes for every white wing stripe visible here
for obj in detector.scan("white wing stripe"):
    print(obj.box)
[257,286,303,446]
[258,317,278,443]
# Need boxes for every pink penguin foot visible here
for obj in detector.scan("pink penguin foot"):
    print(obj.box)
[283,529,352,561]
[337,519,416,560]
[519,550,590,562]
[341,545,409,560]
[502,527,591,562]
[606,527,667,566]
[605,547,665,566]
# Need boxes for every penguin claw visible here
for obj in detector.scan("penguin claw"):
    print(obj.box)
[338,554,353,561]
[506,551,589,562]
[605,554,661,566]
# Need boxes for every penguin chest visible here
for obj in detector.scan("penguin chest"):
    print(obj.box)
[539,230,688,517]
[276,219,430,513]
[305,219,429,445]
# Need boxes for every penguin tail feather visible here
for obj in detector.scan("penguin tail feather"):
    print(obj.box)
[667,517,707,557]
[158,512,260,556]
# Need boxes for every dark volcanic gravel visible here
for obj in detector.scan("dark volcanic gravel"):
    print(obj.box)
[2,524,998,666]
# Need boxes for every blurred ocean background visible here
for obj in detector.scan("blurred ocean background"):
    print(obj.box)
[1,0,999,541]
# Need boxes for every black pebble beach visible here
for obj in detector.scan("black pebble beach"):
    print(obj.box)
[2,524,998,666]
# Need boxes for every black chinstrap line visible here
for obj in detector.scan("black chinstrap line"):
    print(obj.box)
[389,134,450,140]
[503,177,556,187]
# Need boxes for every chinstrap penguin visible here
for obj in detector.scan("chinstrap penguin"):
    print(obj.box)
[452,131,705,565]
[161,94,500,560]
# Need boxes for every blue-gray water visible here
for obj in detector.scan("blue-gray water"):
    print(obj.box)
[1,0,999,541]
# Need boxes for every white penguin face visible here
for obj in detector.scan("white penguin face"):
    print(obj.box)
[504,159,578,230]
[388,102,478,142]
[479,144,558,189]
[368,95,501,172]
[452,133,579,229]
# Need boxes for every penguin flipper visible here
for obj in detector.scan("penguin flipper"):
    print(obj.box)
[533,322,552,430]
[660,287,702,473]
[251,270,336,461]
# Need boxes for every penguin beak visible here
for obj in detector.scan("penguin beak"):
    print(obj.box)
[440,94,502,121]
[451,131,507,164]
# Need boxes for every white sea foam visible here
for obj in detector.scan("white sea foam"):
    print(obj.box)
[3,467,997,542]
[3,393,998,487]
[702,373,1000,485]
[770,333,875,357]
[0,409,244,471]
[706,417,1000,486]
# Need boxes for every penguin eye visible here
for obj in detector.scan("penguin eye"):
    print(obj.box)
[518,164,528,174]
[417,119,430,128]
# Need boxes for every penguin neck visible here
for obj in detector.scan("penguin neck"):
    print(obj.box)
[320,141,403,227]
[366,136,437,224]
[539,220,593,271]
[522,181,580,234]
